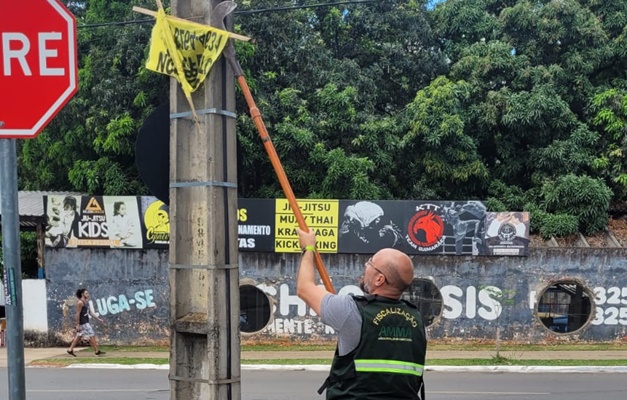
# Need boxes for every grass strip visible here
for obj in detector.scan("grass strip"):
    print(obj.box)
[30,357,169,367]
[429,358,627,366]
[241,343,627,352]
[427,344,627,352]
[96,345,169,352]
[91,343,627,353]
[240,358,627,367]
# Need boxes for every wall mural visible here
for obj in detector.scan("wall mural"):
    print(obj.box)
[42,247,627,343]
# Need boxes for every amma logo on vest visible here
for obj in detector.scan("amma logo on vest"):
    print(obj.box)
[378,326,412,342]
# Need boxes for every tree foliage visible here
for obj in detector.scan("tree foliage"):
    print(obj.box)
[428,0,626,234]
[14,0,627,238]
[18,0,168,195]
[234,0,445,199]
[0,232,39,278]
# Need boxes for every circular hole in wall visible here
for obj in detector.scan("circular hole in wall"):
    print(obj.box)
[239,284,272,334]
[403,278,443,327]
[536,281,594,334]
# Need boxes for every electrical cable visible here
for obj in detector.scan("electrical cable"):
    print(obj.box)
[77,0,377,29]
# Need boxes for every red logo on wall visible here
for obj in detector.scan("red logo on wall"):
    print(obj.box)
[407,210,444,249]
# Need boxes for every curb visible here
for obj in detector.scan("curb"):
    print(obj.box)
[63,364,627,373]
[426,365,627,373]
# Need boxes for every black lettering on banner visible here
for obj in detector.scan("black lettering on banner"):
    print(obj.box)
[279,215,295,223]
[173,28,182,49]
[162,27,227,89]
[174,27,200,51]
[197,32,208,46]
[207,32,223,51]
[180,55,217,88]
[187,31,225,52]
[182,56,200,88]
[199,32,215,48]
[203,32,213,49]
[274,240,300,249]
[198,54,215,75]
[185,30,193,50]
[282,240,299,249]
[156,51,176,75]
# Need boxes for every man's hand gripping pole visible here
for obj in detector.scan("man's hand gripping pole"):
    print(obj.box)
[211,1,335,294]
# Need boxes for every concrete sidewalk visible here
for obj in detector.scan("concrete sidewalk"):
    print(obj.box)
[0,347,71,367]
[3,347,627,369]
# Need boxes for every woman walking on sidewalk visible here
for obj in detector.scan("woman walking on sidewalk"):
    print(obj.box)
[67,288,106,357]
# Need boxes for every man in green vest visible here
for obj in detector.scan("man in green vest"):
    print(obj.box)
[296,228,427,399]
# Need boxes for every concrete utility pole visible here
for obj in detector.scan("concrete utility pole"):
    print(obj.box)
[168,1,240,399]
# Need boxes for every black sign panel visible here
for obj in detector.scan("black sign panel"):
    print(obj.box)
[238,198,275,252]
[338,200,406,254]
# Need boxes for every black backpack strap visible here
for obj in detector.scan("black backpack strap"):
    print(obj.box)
[317,375,337,395]
[401,298,419,309]
[317,369,357,395]
[349,293,377,304]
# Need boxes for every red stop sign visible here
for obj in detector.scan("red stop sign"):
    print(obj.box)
[0,0,78,139]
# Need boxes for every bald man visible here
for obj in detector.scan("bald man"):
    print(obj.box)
[296,229,427,400]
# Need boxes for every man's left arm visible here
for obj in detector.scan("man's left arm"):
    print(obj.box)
[88,304,104,323]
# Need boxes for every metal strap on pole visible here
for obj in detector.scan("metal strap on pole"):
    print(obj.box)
[169,263,239,270]
[169,375,241,385]
[169,180,237,189]
[170,108,236,119]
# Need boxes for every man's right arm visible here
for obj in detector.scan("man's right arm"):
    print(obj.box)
[295,229,329,316]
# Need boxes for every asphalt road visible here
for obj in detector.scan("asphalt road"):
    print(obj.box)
[1,368,626,400]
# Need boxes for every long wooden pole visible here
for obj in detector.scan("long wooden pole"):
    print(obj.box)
[236,75,335,294]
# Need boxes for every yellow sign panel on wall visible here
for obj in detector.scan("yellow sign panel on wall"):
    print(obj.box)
[275,199,339,253]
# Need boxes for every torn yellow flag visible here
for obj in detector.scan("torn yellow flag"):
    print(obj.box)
[146,8,230,94]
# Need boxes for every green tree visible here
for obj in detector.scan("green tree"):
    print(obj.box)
[429,0,627,234]
[590,89,627,200]
[400,76,489,199]
[541,174,612,235]
[13,0,627,240]
[235,0,445,199]
[18,0,168,195]
[0,232,39,278]
[479,285,516,359]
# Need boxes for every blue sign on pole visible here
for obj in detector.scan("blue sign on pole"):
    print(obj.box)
[3,269,15,306]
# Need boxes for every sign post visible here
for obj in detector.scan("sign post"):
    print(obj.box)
[0,1,77,399]
[0,139,25,400]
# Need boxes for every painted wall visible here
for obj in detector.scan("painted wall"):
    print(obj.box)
[45,248,169,345]
[1,279,48,332]
[42,247,627,344]
[241,249,627,342]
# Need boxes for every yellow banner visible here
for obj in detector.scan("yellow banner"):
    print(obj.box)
[275,199,339,253]
[146,9,230,94]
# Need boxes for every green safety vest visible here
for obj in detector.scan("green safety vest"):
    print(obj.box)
[320,294,427,400]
